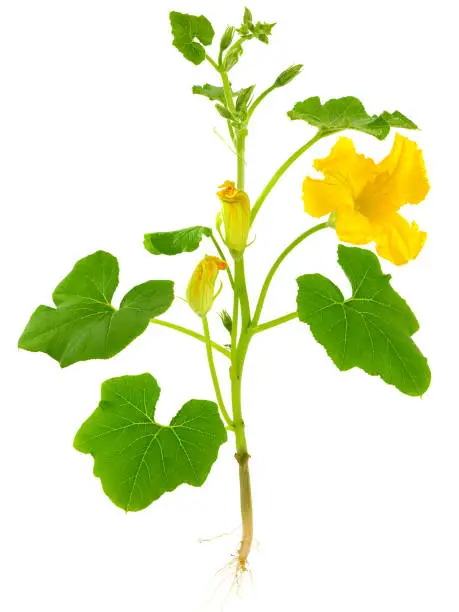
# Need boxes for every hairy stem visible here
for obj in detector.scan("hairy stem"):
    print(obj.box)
[252,222,329,328]
[220,69,237,114]
[230,127,254,568]
[205,53,220,72]
[250,131,325,225]
[202,316,233,429]
[253,311,298,334]
[150,319,230,359]
[247,84,276,120]
[210,233,234,288]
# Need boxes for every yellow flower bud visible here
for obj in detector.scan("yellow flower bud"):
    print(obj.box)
[186,255,228,317]
[217,180,250,253]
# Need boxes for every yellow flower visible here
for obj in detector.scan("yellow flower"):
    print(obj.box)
[217,180,250,253]
[302,134,430,265]
[186,255,228,317]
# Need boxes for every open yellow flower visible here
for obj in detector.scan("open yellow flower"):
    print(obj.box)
[186,255,228,317]
[217,180,250,253]
[302,134,430,265]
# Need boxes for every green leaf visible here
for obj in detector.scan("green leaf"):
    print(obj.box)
[192,83,243,105]
[170,11,215,65]
[18,251,174,367]
[192,84,227,104]
[296,245,430,396]
[144,226,212,256]
[74,373,227,511]
[381,110,418,130]
[287,96,418,140]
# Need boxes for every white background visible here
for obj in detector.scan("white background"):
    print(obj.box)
[1,1,458,610]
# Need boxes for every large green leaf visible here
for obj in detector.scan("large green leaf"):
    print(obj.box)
[144,226,212,256]
[170,11,215,65]
[296,245,430,396]
[287,96,418,140]
[74,373,227,511]
[18,251,174,367]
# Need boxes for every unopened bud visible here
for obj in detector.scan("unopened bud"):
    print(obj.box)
[217,180,251,253]
[186,256,228,317]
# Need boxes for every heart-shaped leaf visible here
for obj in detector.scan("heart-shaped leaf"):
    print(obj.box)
[74,373,227,511]
[18,251,174,367]
[297,245,430,396]
[170,12,215,65]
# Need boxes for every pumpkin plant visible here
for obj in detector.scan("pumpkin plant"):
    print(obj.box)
[18,8,430,580]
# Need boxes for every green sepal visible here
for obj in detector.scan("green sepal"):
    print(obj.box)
[296,245,430,396]
[218,309,233,335]
[288,96,418,140]
[243,7,253,25]
[169,11,215,65]
[74,373,227,511]
[144,226,212,256]
[18,251,174,367]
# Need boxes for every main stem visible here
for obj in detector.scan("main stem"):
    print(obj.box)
[231,123,253,570]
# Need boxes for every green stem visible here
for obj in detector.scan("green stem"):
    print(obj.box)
[236,130,247,189]
[210,233,234,288]
[234,257,251,329]
[253,311,298,334]
[250,130,325,225]
[252,222,329,328]
[205,53,220,72]
[227,121,236,145]
[230,123,254,568]
[247,84,276,120]
[205,54,237,145]
[202,316,233,429]
[220,70,237,114]
[150,319,230,359]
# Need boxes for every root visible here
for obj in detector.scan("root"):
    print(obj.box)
[216,550,253,597]
[235,450,253,574]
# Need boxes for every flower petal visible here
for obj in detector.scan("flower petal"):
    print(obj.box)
[374,213,427,266]
[314,137,377,198]
[335,208,374,245]
[359,134,430,218]
[302,177,353,217]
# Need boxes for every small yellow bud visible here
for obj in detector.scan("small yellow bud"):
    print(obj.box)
[217,180,250,253]
[186,255,228,317]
